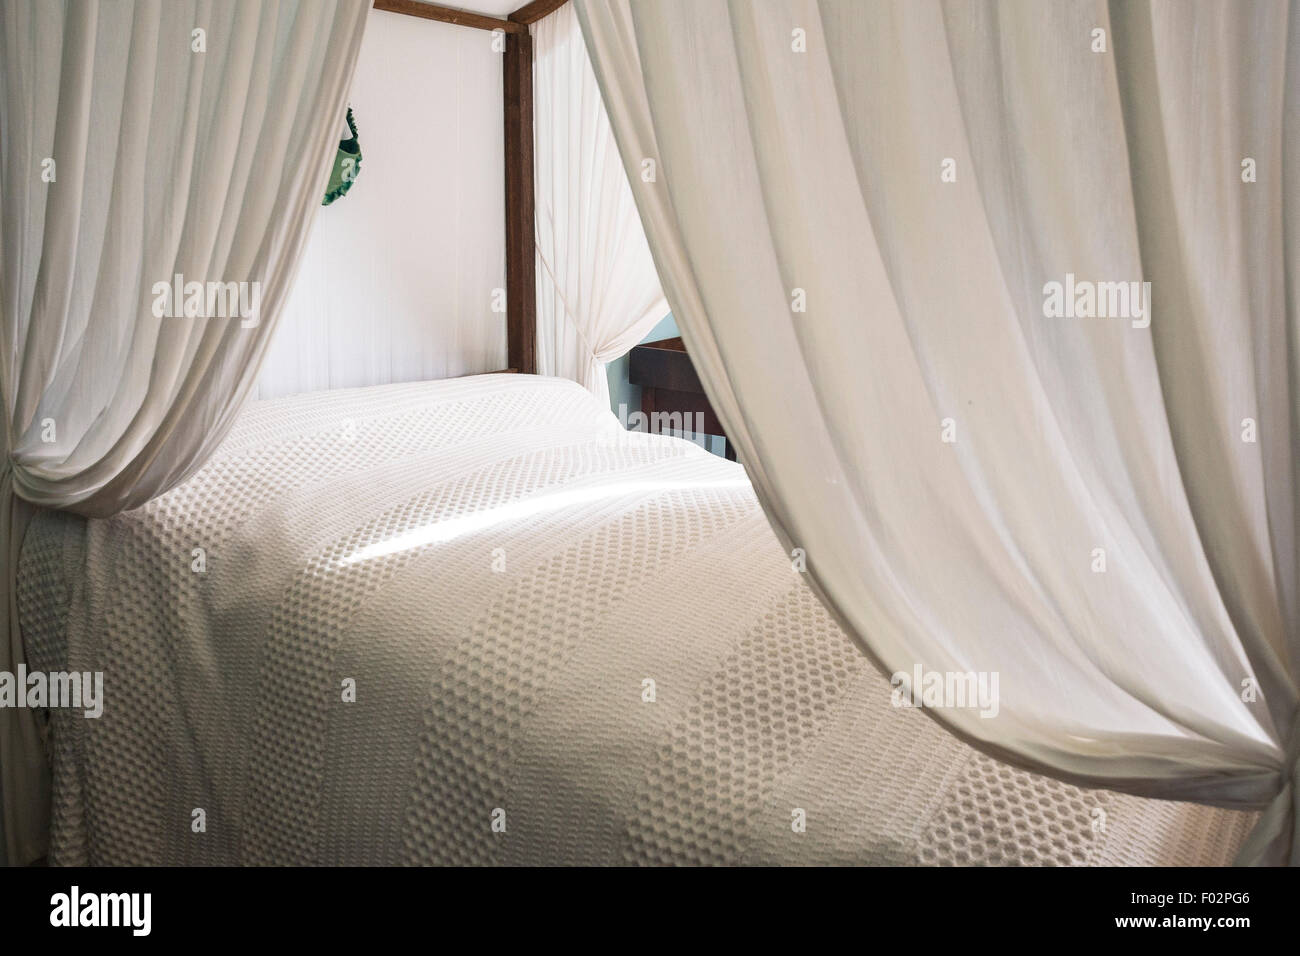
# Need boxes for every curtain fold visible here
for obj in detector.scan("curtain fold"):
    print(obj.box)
[533,1,667,405]
[577,0,1300,863]
[0,0,369,865]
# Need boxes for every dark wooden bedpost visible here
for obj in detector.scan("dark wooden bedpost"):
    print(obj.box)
[503,27,537,374]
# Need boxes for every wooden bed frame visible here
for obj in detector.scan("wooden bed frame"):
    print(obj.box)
[373,0,573,375]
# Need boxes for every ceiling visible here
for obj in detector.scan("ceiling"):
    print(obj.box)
[415,0,525,16]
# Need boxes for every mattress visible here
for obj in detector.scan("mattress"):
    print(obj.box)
[18,373,1257,865]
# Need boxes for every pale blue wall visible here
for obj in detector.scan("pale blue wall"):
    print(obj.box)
[605,314,679,419]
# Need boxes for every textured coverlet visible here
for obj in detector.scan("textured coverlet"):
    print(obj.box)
[19,375,1255,865]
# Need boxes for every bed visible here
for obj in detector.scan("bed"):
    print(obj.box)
[18,373,1256,865]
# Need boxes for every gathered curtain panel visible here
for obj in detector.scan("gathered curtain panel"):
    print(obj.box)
[0,0,369,864]
[533,1,667,406]
[576,0,1300,864]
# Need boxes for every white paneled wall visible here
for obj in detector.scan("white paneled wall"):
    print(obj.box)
[255,9,506,399]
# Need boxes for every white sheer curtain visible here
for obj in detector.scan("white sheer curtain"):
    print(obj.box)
[0,0,368,864]
[578,0,1299,864]
[533,2,666,405]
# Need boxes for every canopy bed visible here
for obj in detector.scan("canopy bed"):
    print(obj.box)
[16,374,1255,865]
[1,0,1294,867]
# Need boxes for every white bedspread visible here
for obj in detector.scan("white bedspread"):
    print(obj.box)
[18,374,1255,865]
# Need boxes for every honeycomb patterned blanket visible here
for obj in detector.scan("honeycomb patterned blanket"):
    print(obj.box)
[18,374,1256,865]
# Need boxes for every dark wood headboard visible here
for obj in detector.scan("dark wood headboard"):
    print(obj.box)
[373,0,571,375]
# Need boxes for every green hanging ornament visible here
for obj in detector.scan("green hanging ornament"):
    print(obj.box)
[322,107,362,206]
